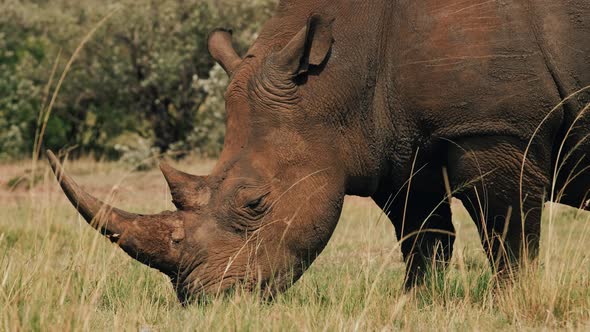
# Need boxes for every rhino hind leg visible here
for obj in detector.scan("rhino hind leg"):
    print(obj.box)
[553,106,590,211]
[448,136,551,275]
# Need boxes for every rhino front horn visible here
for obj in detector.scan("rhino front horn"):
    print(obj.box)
[47,150,138,236]
[47,150,182,272]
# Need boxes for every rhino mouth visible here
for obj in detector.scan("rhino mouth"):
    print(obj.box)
[175,262,304,304]
[175,274,258,304]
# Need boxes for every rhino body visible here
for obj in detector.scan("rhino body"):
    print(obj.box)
[49,0,590,302]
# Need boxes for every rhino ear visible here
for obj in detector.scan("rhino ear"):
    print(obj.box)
[273,14,334,76]
[208,28,242,75]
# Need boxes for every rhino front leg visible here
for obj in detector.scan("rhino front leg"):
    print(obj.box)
[447,136,551,275]
[374,177,456,290]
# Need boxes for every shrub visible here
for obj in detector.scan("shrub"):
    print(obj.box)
[0,0,276,161]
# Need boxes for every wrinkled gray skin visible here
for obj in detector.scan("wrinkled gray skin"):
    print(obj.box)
[49,0,590,303]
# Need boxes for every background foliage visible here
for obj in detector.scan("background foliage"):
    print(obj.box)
[0,0,276,162]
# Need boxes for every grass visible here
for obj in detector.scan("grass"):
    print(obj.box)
[1,157,590,331]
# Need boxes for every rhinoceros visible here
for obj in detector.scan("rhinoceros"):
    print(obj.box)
[48,0,589,303]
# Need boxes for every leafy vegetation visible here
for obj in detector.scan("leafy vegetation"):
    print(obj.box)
[0,0,275,161]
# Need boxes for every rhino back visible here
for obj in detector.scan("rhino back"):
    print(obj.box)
[525,0,590,121]
[380,0,589,141]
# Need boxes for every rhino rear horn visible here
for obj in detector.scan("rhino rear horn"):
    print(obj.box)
[208,28,242,75]
[160,162,208,210]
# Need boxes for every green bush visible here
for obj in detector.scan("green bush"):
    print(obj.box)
[0,0,276,161]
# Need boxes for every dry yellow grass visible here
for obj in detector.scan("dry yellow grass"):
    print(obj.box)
[1,157,590,331]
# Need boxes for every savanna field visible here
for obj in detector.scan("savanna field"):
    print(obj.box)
[1,157,590,331]
[1,0,590,330]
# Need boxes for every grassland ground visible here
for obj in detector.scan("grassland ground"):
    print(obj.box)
[1,157,590,331]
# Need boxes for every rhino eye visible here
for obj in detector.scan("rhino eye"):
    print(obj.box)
[246,197,263,209]
[244,194,269,216]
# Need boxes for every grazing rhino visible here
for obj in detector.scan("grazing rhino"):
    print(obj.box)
[49,0,590,303]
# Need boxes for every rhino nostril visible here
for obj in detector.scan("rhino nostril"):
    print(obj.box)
[171,227,185,244]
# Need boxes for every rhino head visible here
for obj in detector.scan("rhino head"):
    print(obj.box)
[48,14,370,303]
